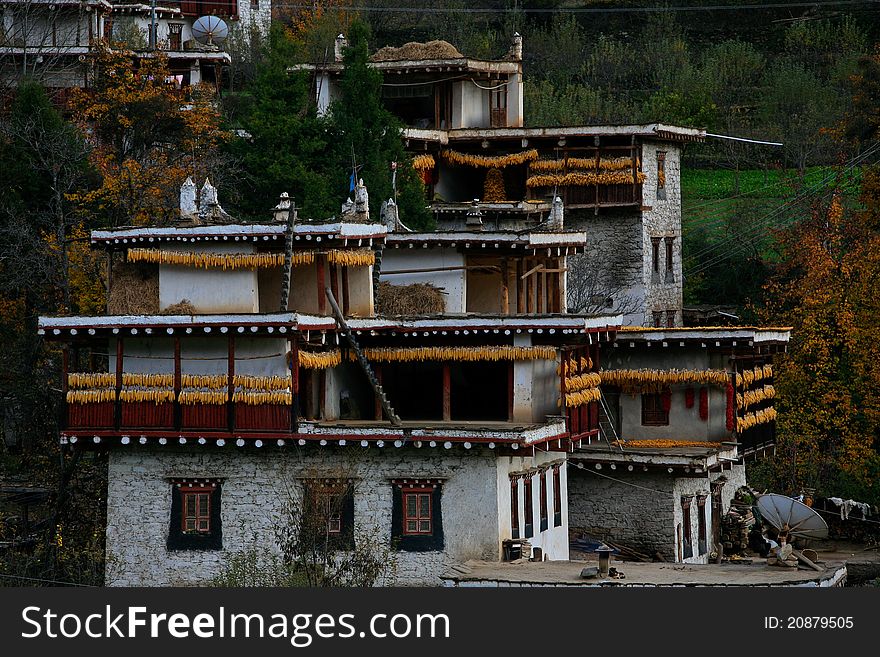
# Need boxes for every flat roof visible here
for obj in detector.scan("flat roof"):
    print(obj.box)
[90,222,388,247]
[38,312,622,337]
[404,123,705,145]
[291,58,520,76]
[384,230,587,252]
[570,441,738,471]
[617,326,791,344]
[440,559,848,588]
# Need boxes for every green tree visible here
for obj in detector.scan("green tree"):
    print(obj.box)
[225,23,335,220]
[329,21,431,230]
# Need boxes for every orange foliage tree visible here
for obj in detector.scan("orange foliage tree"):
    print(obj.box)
[760,187,880,502]
[69,44,228,227]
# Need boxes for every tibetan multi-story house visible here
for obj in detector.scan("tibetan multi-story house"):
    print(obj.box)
[1,0,268,90]
[38,36,790,585]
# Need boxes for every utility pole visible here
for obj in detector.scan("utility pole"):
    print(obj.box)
[150,0,157,50]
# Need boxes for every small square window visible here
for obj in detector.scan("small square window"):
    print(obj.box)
[301,480,354,549]
[392,481,444,551]
[168,480,222,551]
[642,392,669,426]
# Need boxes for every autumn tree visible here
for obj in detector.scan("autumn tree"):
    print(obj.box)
[69,44,230,227]
[758,186,880,503]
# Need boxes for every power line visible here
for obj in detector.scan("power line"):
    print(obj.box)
[271,1,880,15]
[683,143,880,274]
[0,573,96,587]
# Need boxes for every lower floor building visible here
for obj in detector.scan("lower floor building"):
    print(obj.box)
[105,445,569,586]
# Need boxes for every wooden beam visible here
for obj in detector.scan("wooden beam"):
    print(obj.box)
[520,263,544,280]
[500,258,510,315]
[289,336,298,432]
[316,256,326,315]
[173,336,181,431]
[442,364,451,421]
[329,262,339,309]
[516,259,525,313]
[114,337,123,431]
[341,267,350,316]
[227,336,235,432]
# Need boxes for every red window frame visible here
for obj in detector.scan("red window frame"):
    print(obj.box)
[181,486,212,533]
[697,495,707,543]
[665,237,674,272]
[402,488,433,536]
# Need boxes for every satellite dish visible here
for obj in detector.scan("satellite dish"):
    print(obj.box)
[756,493,828,543]
[192,16,228,46]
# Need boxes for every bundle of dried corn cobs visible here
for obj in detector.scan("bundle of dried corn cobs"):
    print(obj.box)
[128,248,289,270]
[735,365,773,389]
[600,368,731,390]
[412,154,436,171]
[441,148,539,168]
[737,407,777,433]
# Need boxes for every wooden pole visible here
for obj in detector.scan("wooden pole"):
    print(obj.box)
[61,345,69,430]
[316,255,326,315]
[341,267,350,316]
[329,262,339,310]
[289,336,298,432]
[227,336,235,432]
[173,336,181,431]
[516,259,525,314]
[114,337,123,431]
[442,364,451,421]
[500,257,510,315]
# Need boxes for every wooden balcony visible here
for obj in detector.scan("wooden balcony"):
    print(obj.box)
[65,399,293,434]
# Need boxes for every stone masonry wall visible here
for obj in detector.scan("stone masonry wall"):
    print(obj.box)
[105,447,501,587]
[568,466,677,559]
[640,141,684,327]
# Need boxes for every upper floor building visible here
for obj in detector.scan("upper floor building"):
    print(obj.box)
[0,0,269,89]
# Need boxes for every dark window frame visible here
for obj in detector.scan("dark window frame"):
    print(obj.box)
[523,476,534,539]
[642,392,669,426]
[666,310,675,328]
[539,471,548,532]
[697,495,708,555]
[681,496,693,559]
[552,466,562,528]
[510,478,520,539]
[657,151,667,200]
[651,237,661,273]
[168,480,222,551]
[300,480,355,550]
[391,481,444,552]
[402,489,433,536]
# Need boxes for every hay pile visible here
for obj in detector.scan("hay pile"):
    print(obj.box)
[108,262,159,315]
[161,299,197,315]
[376,282,445,316]
[371,40,463,62]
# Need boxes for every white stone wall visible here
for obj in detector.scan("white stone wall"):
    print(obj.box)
[380,249,465,314]
[159,243,258,313]
[105,447,546,587]
[640,141,684,327]
[495,454,569,560]
[603,344,731,442]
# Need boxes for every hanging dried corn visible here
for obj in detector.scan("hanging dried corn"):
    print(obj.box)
[122,373,175,387]
[66,389,117,404]
[441,148,539,168]
[526,171,647,189]
[612,439,724,449]
[180,374,228,389]
[357,345,558,363]
[232,390,291,405]
[564,387,601,407]
[178,390,228,405]
[68,372,118,389]
[233,374,292,390]
[412,154,436,171]
[736,407,777,433]
[298,351,343,369]
[118,389,175,404]
[599,368,731,391]
[327,249,375,267]
[128,248,306,270]
[563,372,602,393]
